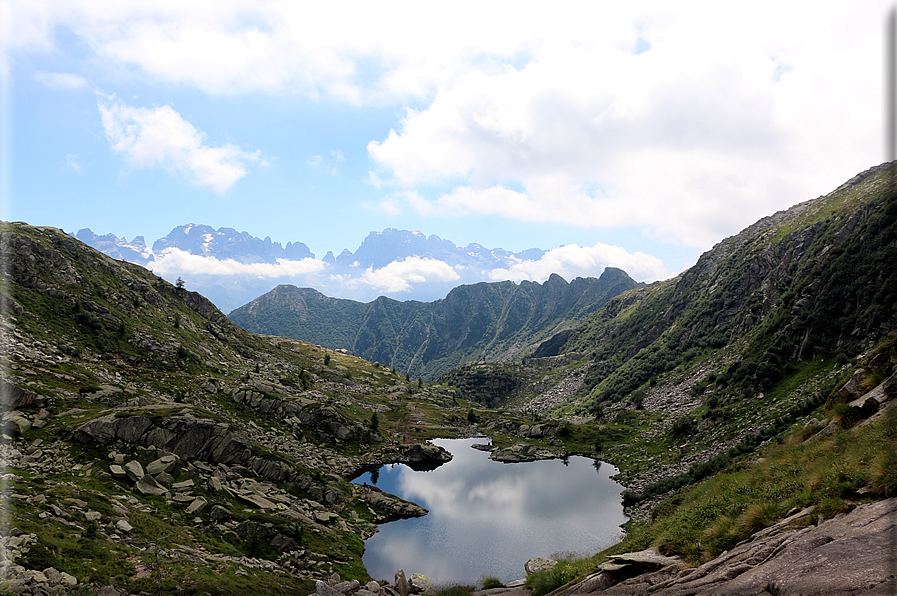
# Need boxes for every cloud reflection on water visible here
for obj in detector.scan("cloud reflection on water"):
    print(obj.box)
[359,438,626,585]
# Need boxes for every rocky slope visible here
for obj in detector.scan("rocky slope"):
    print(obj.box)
[230,269,639,381]
[0,222,520,594]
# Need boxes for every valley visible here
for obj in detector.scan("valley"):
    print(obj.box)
[1,161,895,594]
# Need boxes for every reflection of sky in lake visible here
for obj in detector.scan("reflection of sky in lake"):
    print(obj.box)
[354,438,627,585]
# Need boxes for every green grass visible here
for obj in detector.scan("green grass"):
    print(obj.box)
[525,556,597,596]
[602,406,897,565]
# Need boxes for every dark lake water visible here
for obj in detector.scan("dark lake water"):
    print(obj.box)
[353,438,627,585]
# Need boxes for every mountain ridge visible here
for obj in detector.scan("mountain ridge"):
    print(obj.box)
[74,225,563,311]
[229,268,641,380]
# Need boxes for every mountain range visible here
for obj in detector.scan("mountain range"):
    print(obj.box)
[74,225,552,312]
[2,162,895,594]
[229,268,640,381]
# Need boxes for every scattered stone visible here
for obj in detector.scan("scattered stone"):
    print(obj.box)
[317,580,344,596]
[146,454,178,475]
[123,460,145,482]
[394,569,410,596]
[331,579,361,595]
[172,479,195,490]
[135,474,168,496]
[410,574,432,594]
[525,557,558,575]
[209,505,231,522]
[185,497,207,515]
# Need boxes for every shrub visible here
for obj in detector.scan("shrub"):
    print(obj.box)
[20,541,58,570]
[433,585,475,596]
[480,577,504,590]
[830,403,863,429]
[324,353,331,366]
[670,416,695,439]
[630,388,646,409]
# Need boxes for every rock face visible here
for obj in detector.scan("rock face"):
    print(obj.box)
[71,414,253,465]
[548,497,897,595]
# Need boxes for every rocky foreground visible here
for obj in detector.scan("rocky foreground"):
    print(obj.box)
[472,497,897,596]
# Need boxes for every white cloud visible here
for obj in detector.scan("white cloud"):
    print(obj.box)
[97,94,261,194]
[33,71,89,90]
[150,247,324,278]
[10,2,889,253]
[488,243,670,284]
[344,256,461,293]
[362,3,884,249]
[65,154,82,171]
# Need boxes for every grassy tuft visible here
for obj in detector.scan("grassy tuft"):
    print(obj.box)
[480,576,505,589]
[525,556,595,596]
[432,584,476,596]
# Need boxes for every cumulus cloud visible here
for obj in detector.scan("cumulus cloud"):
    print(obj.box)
[362,3,883,249]
[97,94,262,194]
[33,71,89,90]
[150,248,324,278]
[340,256,461,293]
[488,243,670,284]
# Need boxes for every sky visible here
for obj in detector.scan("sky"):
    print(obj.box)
[0,0,889,293]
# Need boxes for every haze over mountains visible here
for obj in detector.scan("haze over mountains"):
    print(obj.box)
[74,225,667,312]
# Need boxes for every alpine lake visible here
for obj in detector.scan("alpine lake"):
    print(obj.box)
[353,438,628,586]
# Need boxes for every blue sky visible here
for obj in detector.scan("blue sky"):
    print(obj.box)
[1,1,887,293]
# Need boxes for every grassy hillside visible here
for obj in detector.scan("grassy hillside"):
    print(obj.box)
[535,163,896,415]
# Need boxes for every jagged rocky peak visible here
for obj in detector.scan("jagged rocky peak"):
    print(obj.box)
[152,223,314,263]
[74,228,154,265]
